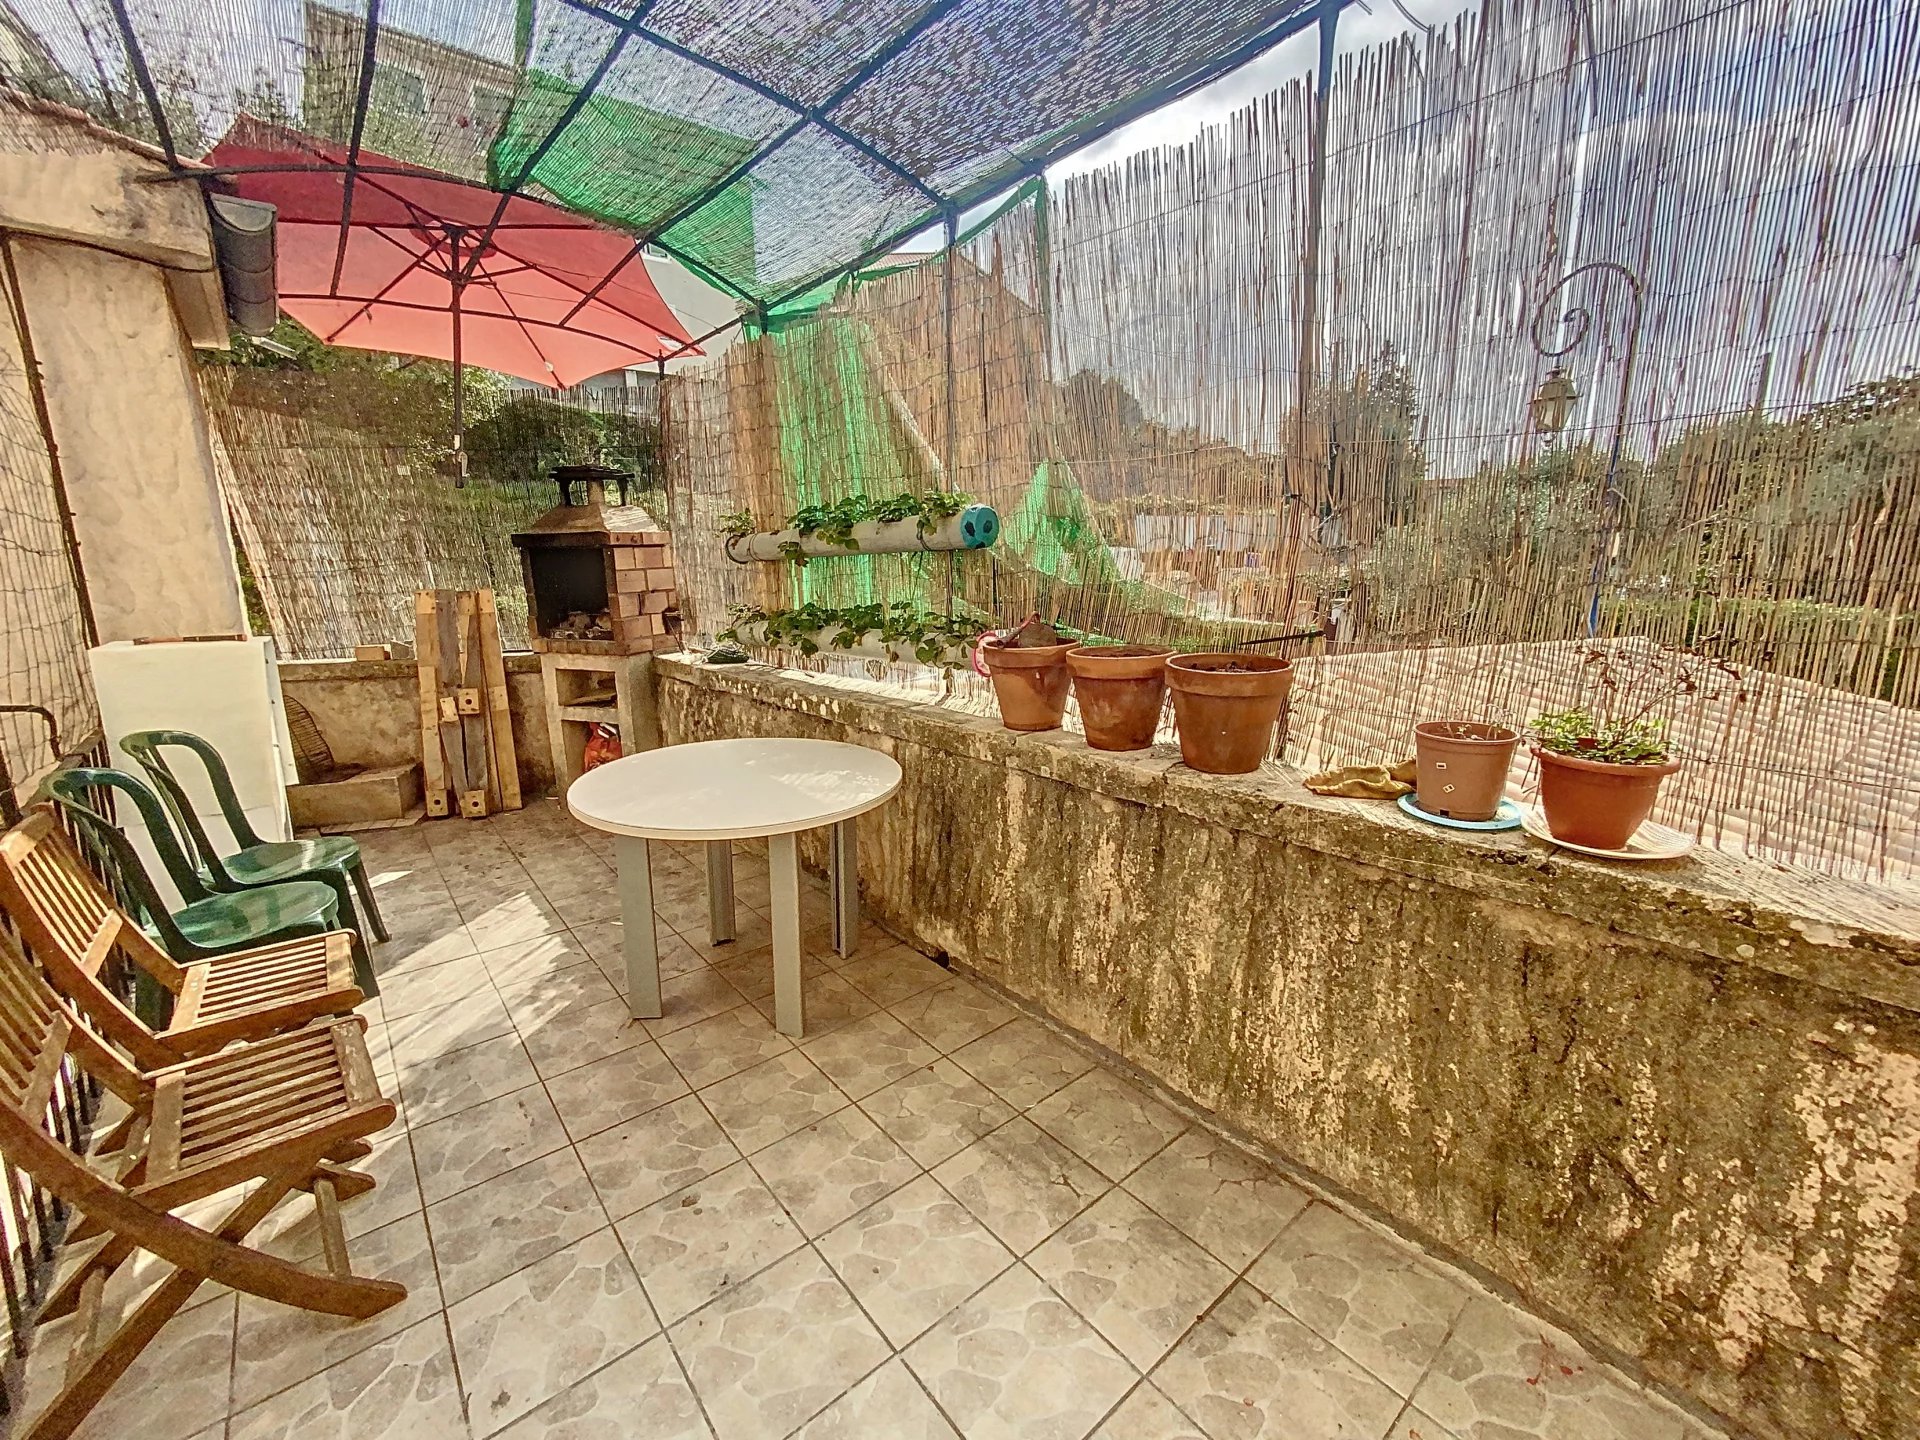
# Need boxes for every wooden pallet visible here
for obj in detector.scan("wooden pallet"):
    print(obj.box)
[414,589,521,820]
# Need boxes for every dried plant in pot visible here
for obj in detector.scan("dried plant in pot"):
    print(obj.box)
[978,615,1076,732]
[1529,709,1680,850]
[1413,721,1520,821]
[1066,645,1170,751]
[1165,653,1293,774]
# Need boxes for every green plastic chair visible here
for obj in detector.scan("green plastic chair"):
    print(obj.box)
[42,767,343,970]
[119,730,388,974]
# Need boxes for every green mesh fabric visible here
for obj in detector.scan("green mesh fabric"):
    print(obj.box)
[3,0,1328,308]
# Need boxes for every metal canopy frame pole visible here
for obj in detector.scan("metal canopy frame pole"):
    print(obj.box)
[330,0,384,296]
[105,0,177,168]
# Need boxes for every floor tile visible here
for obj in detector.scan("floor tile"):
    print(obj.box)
[818,1173,1016,1346]
[1029,1189,1234,1370]
[932,1116,1109,1254]
[383,989,517,1066]
[1123,1131,1311,1270]
[750,1105,922,1236]
[491,1333,713,1439]
[860,1058,1017,1168]
[834,944,952,1007]
[465,891,569,951]
[449,1228,660,1437]
[642,966,752,1039]
[498,962,621,1022]
[1247,1203,1469,1396]
[675,909,773,962]
[656,1004,795,1089]
[517,995,654,1077]
[426,1147,609,1303]
[264,1132,423,1252]
[576,1092,743,1219]
[1028,1069,1189,1182]
[709,941,835,1002]
[890,976,1015,1053]
[905,1263,1138,1440]
[1096,1382,1209,1439]
[1153,1281,1407,1440]
[27,1291,235,1440]
[227,1315,467,1440]
[748,971,879,1037]
[379,954,496,1020]
[410,1083,570,1202]
[396,1030,541,1127]
[373,921,478,976]
[1407,1298,1699,1440]
[700,1050,850,1155]
[232,1212,441,1411]
[801,1010,942,1098]
[796,1358,960,1439]
[545,1040,691,1142]
[952,1016,1094,1110]
[670,1246,891,1440]
[614,1160,805,1325]
[479,931,601,987]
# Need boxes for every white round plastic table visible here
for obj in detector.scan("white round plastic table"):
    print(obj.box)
[567,738,902,1037]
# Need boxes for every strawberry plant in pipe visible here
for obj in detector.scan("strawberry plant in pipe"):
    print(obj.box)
[720,602,984,666]
[719,492,998,562]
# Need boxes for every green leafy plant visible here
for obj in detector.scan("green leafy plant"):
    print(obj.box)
[717,491,971,553]
[721,602,983,666]
[1530,709,1671,765]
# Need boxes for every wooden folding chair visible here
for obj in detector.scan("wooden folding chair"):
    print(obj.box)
[0,926,403,1440]
[0,810,363,1070]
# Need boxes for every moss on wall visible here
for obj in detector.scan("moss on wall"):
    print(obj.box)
[656,656,1920,1440]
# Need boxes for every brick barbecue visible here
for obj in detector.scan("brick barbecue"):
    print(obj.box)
[511,467,680,656]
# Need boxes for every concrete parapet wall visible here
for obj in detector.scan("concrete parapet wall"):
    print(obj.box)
[654,654,1920,1440]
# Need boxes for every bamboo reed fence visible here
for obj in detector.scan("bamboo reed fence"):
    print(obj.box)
[664,0,1920,882]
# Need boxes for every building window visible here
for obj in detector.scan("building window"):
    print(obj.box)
[370,63,425,117]
[471,82,514,135]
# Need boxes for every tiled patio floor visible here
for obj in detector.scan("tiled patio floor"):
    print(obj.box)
[38,801,1724,1440]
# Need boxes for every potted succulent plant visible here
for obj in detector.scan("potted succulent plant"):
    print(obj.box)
[1067,645,1170,751]
[1165,652,1293,774]
[978,615,1077,731]
[1413,721,1520,821]
[1530,708,1680,849]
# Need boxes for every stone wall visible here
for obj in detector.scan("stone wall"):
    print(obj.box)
[654,655,1920,1440]
[279,655,555,799]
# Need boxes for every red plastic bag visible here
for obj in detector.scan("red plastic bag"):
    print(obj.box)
[582,723,623,772]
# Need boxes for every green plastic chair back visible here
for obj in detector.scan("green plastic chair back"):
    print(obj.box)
[43,767,213,914]
[119,730,267,874]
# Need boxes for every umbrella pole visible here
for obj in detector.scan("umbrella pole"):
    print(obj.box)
[449,225,468,487]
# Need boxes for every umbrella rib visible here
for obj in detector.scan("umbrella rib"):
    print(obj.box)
[282,293,682,354]
[481,229,687,340]
[316,243,442,342]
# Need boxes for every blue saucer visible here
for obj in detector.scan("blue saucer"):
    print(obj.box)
[1397,793,1523,831]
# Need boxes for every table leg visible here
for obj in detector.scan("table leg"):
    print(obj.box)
[705,839,735,945]
[768,832,805,1038]
[829,819,859,960]
[613,835,662,1021]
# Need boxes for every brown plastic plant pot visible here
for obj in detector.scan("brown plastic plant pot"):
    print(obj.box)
[1066,646,1170,752]
[1165,653,1294,774]
[1533,747,1682,850]
[1413,721,1520,821]
[979,639,1076,731]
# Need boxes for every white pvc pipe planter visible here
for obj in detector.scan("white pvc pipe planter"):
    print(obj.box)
[725,505,999,563]
[730,620,973,667]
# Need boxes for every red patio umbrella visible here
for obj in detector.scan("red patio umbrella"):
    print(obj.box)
[206,122,697,478]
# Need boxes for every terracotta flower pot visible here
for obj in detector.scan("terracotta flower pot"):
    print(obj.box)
[1067,646,1170,752]
[1533,747,1681,849]
[1413,721,1519,821]
[1165,653,1293,774]
[979,639,1075,731]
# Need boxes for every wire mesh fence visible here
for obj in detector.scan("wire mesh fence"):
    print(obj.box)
[665,0,1920,882]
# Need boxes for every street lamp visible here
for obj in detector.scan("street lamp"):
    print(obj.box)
[1529,367,1579,435]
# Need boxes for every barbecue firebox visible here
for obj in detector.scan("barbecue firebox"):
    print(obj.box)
[511,466,679,656]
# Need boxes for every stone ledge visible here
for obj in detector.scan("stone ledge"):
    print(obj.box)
[657,654,1920,1012]
[278,652,541,683]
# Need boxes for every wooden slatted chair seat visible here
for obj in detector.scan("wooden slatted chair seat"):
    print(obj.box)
[0,811,362,1069]
[0,927,403,1440]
